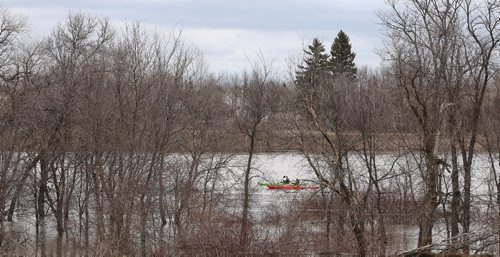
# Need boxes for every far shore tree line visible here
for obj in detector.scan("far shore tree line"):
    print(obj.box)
[0,0,500,256]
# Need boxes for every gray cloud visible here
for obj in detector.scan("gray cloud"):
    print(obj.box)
[5,0,387,73]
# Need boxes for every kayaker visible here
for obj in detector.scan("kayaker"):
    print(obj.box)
[281,176,290,184]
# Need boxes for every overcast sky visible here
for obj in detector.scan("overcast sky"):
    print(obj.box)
[4,0,388,74]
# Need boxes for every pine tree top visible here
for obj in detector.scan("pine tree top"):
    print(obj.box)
[295,38,329,83]
[329,30,357,77]
[303,38,329,70]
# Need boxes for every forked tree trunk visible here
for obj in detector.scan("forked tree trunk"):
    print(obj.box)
[418,137,439,247]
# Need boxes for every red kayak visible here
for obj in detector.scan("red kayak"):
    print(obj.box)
[266,184,319,190]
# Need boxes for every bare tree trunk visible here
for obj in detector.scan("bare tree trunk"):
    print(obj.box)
[92,156,105,242]
[320,188,332,248]
[0,151,14,222]
[350,212,366,257]
[370,157,387,255]
[461,142,472,254]
[37,156,48,220]
[140,197,148,257]
[240,126,256,251]
[450,138,460,244]
[140,153,156,256]
[84,168,90,249]
[158,154,167,227]
[55,158,66,237]
[418,141,439,247]
[7,160,32,221]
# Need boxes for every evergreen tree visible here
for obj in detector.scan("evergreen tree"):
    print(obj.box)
[295,38,329,84]
[329,30,357,78]
[295,38,329,111]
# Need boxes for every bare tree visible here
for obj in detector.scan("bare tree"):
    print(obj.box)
[379,0,500,252]
[231,54,279,252]
[352,68,398,255]
[291,53,376,255]
[481,77,500,255]
[457,2,500,253]
[17,13,113,257]
[0,6,27,222]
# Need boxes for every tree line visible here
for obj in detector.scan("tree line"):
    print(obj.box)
[0,0,499,256]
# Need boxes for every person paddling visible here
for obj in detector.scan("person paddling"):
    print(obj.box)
[281,176,290,184]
